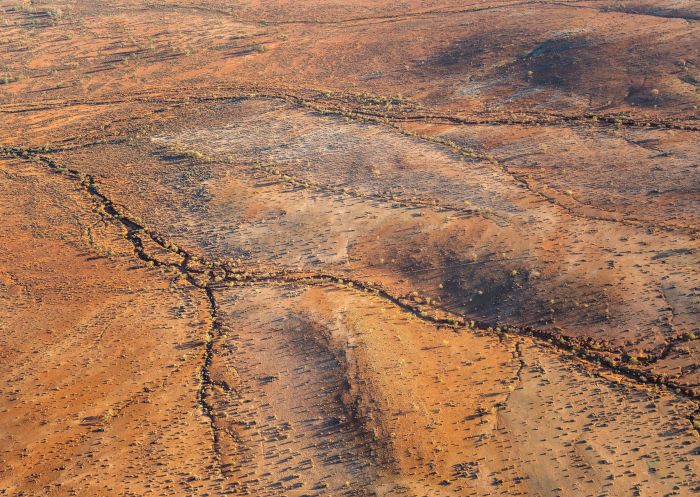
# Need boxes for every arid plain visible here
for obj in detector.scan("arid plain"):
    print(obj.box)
[1,1,699,496]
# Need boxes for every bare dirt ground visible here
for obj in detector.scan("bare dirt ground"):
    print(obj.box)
[1,1,698,496]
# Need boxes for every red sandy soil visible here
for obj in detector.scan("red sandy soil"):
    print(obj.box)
[1,1,698,496]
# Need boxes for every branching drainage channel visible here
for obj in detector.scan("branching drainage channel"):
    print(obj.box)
[2,145,698,437]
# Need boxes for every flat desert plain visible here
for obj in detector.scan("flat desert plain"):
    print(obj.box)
[0,1,699,496]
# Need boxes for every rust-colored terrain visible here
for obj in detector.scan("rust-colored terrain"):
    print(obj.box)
[1,1,699,496]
